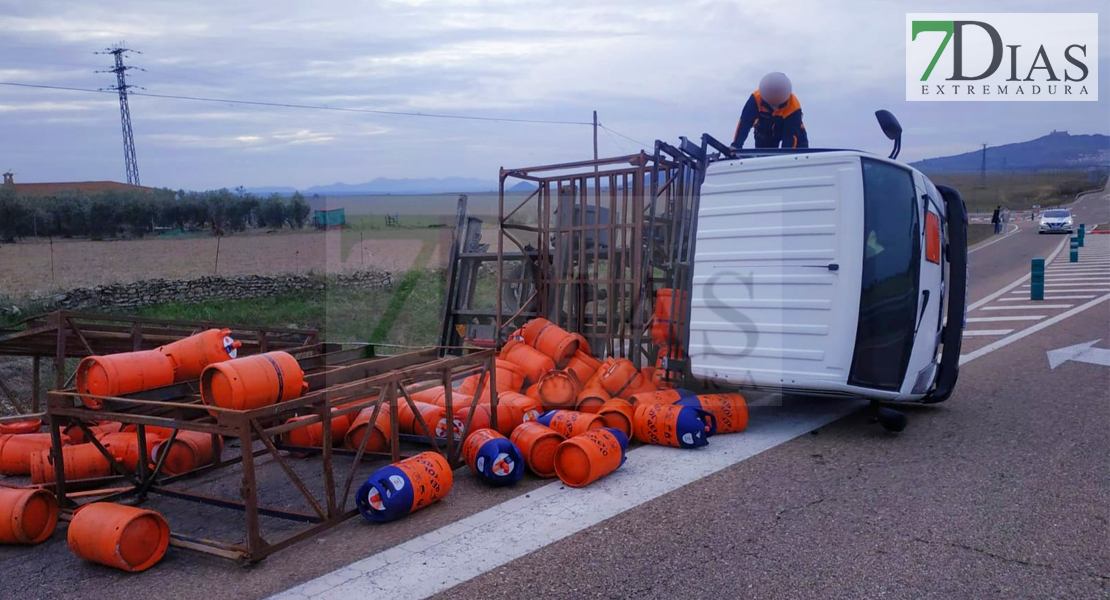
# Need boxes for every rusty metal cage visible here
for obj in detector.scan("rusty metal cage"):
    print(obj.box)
[39,345,498,563]
[494,144,702,369]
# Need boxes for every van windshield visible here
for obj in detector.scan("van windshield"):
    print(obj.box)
[848,159,921,391]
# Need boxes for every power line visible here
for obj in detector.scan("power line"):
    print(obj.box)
[0,80,594,126]
[598,123,649,149]
[600,124,629,153]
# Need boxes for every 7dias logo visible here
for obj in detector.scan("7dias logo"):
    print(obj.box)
[906,13,1098,101]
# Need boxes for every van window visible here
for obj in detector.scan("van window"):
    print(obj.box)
[849,159,921,391]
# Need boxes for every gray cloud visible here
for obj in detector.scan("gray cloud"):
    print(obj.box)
[0,0,1107,189]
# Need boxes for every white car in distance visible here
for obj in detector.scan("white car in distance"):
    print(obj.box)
[1039,209,1074,234]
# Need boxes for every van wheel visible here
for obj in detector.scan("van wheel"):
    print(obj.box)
[877,406,908,432]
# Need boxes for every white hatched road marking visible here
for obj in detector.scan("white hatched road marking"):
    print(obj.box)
[981,304,1073,310]
[999,295,1096,301]
[967,315,1046,322]
[963,329,1014,337]
[961,294,1110,365]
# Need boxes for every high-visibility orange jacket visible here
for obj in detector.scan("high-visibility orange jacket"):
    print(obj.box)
[732,90,808,149]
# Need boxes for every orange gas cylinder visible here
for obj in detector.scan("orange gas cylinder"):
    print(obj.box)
[0,433,64,475]
[651,288,687,345]
[282,412,352,448]
[62,420,125,444]
[499,339,556,384]
[454,403,520,437]
[535,410,604,438]
[76,350,176,409]
[535,369,582,411]
[596,399,635,437]
[583,357,613,388]
[679,393,749,434]
[356,452,453,523]
[598,358,657,400]
[30,443,111,484]
[67,503,170,572]
[458,360,524,401]
[99,431,167,473]
[151,431,222,475]
[200,351,307,411]
[492,359,527,393]
[0,419,41,435]
[521,318,579,367]
[575,385,610,414]
[409,384,445,405]
[499,392,544,423]
[565,351,602,388]
[0,488,58,545]
[462,428,524,486]
[652,344,685,389]
[632,403,714,448]
[629,388,694,407]
[397,401,445,437]
[344,407,392,452]
[571,333,591,357]
[157,328,241,382]
[510,422,565,478]
[553,427,628,488]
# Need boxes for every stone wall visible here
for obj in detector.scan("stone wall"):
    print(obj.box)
[47,269,395,311]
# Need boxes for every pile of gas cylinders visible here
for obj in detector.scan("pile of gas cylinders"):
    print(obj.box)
[355,315,749,523]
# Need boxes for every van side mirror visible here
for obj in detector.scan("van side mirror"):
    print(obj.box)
[875,110,902,160]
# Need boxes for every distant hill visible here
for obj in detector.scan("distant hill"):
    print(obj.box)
[508,181,537,192]
[912,131,1110,173]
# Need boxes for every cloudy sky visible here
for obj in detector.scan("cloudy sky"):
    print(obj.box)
[1,0,1107,190]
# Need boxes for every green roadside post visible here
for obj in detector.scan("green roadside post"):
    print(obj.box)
[1030,258,1044,301]
[1070,237,1080,262]
[1078,223,1086,247]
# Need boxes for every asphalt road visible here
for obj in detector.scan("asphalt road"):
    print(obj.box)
[1,185,1106,599]
[437,301,1110,600]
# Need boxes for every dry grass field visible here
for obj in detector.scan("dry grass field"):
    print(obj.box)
[0,227,457,297]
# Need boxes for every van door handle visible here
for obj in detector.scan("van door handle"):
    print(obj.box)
[799,263,839,271]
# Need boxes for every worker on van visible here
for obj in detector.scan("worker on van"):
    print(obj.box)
[731,72,809,150]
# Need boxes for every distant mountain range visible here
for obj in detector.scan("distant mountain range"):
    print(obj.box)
[911,131,1109,173]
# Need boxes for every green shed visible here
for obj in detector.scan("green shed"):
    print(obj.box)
[313,207,346,229]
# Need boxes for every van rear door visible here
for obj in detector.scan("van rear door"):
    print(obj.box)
[688,153,865,392]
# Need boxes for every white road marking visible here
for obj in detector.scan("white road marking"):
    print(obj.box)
[1047,340,1110,369]
[961,294,1110,365]
[969,223,1021,253]
[998,295,1096,301]
[981,304,1073,310]
[269,397,866,600]
[962,329,1014,337]
[967,315,1046,322]
[967,236,1069,311]
[1044,277,1110,282]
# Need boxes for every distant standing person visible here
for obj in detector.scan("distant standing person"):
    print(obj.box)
[991,205,1002,234]
[731,72,809,149]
